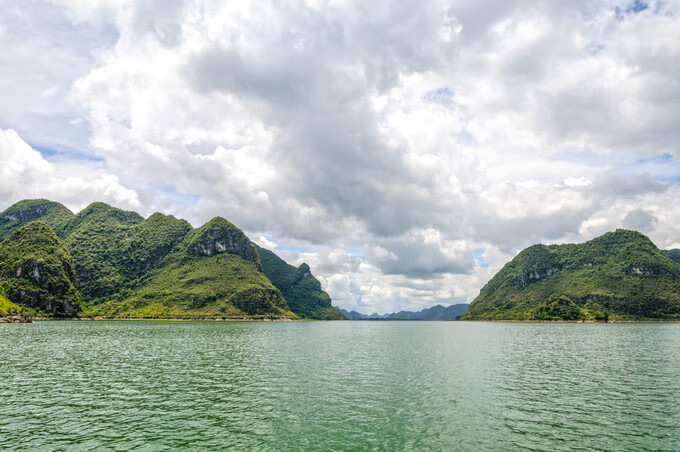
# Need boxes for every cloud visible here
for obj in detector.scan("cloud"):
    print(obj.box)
[0,0,117,153]
[369,228,474,277]
[623,208,658,233]
[0,129,140,212]
[1,0,680,313]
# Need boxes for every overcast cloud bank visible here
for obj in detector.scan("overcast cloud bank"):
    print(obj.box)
[2,0,680,313]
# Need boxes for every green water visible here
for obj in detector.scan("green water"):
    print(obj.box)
[1,321,679,451]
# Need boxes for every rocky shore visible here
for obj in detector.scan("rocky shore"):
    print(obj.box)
[0,313,34,323]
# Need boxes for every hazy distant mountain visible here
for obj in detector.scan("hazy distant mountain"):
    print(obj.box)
[386,304,470,320]
[335,309,386,320]
[337,303,469,321]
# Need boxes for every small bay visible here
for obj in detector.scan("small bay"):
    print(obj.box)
[1,321,679,451]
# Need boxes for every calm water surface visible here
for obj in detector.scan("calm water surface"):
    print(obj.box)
[1,321,679,451]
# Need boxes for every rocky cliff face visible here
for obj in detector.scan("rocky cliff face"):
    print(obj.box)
[187,217,261,269]
[0,222,81,316]
[512,266,561,290]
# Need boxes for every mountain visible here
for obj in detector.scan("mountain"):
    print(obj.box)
[463,229,680,321]
[335,309,385,320]
[665,249,680,264]
[386,304,470,320]
[59,201,146,302]
[0,198,74,240]
[0,199,347,319]
[255,245,346,320]
[0,291,32,323]
[92,214,293,319]
[337,303,469,320]
[0,222,81,316]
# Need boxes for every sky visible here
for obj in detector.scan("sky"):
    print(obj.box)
[1,0,680,314]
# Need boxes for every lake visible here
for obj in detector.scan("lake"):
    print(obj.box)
[1,321,679,451]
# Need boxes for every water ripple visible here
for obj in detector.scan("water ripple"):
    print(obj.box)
[1,321,679,450]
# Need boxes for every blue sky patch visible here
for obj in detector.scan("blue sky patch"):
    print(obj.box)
[274,244,313,253]
[616,0,649,19]
[424,86,455,103]
[473,249,489,268]
[628,0,649,13]
[30,144,106,164]
[345,247,364,257]
[636,153,673,164]
[160,185,201,208]
[33,146,59,158]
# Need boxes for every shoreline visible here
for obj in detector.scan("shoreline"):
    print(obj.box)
[0,313,34,324]
[22,316,680,323]
[32,316,298,322]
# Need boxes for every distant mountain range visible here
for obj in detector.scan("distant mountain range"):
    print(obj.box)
[337,303,470,321]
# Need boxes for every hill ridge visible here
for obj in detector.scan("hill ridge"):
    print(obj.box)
[255,244,345,320]
[0,199,338,319]
[463,229,680,320]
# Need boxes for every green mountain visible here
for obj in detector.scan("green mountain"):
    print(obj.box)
[463,229,680,321]
[0,222,81,316]
[0,199,341,319]
[0,288,25,315]
[255,244,346,319]
[335,309,385,320]
[56,203,293,319]
[60,202,145,302]
[94,216,292,319]
[0,198,74,240]
[665,249,680,264]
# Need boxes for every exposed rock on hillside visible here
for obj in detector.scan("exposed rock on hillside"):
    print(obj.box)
[188,217,261,269]
[0,222,80,316]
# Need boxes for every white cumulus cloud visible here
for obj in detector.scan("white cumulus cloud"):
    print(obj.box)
[1,0,680,313]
